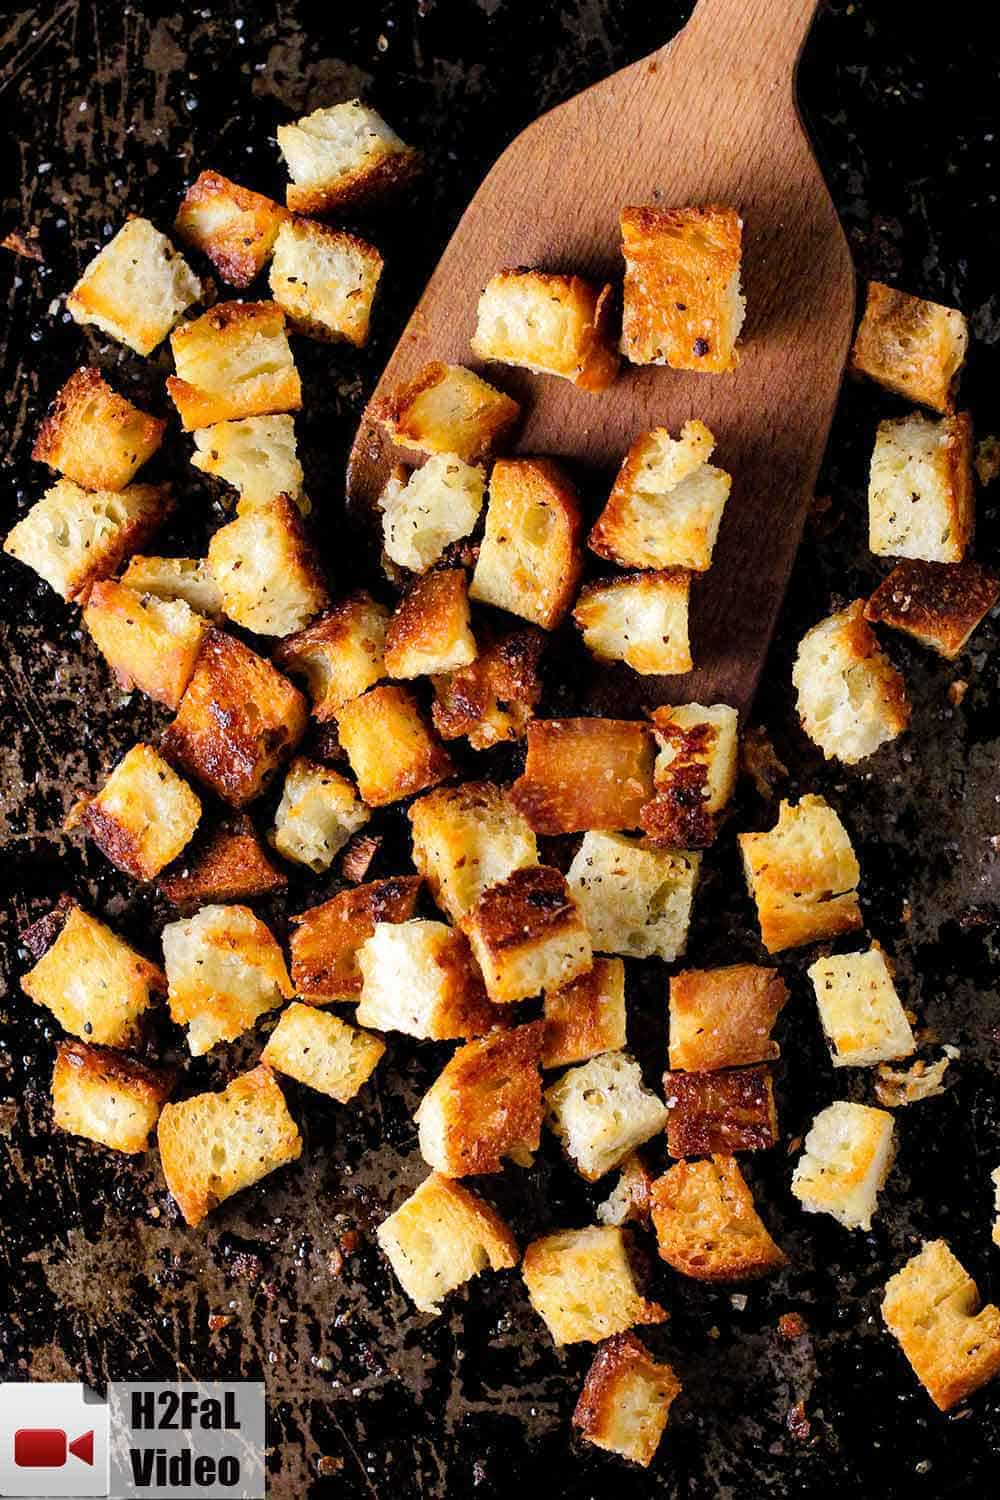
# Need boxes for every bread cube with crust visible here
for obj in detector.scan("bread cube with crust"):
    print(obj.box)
[882,1239,1000,1411]
[542,958,627,1070]
[261,1002,384,1101]
[793,600,910,764]
[739,794,862,953]
[547,1052,669,1182]
[175,170,288,288]
[33,367,165,492]
[356,919,498,1040]
[375,360,519,464]
[573,1332,682,1467]
[377,1172,518,1316]
[522,1226,666,1346]
[277,99,421,216]
[792,1100,895,1231]
[385,568,477,679]
[67,217,201,355]
[83,579,209,709]
[269,758,369,873]
[408,781,538,925]
[415,1023,544,1176]
[336,684,452,806]
[380,453,486,573]
[669,964,788,1073]
[664,1066,778,1156]
[191,415,305,513]
[159,814,286,907]
[620,204,745,372]
[511,718,656,834]
[470,457,584,629]
[208,494,328,637]
[269,218,383,345]
[463,866,592,1004]
[865,559,1000,659]
[158,1064,301,1227]
[597,1152,656,1228]
[472,269,619,392]
[52,1041,173,1154]
[162,902,294,1057]
[574,571,692,674]
[76,743,202,881]
[868,411,973,563]
[121,555,224,618]
[808,945,915,1067]
[567,832,700,963]
[650,1155,786,1282]
[289,876,421,1002]
[167,301,301,430]
[850,280,968,413]
[641,703,739,847]
[274,593,389,718]
[432,625,544,749]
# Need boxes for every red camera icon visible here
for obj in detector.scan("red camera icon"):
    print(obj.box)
[13,1428,95,1468]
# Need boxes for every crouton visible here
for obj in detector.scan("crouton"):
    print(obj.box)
[208,494,328,636]
[157,1064,301,1227]
[650,1155,785,1282]
[67,217,201,355]
[620,205,745,372]
[792,1100,896,1231]
[82,579,209,709]
[76,743,202,882]
[572,1332,682,1467]
[167,301,301,431]
[191,414,305,513]
[52,1041,173,1154]
[875,1051,957,1109]
[547,1052,669,1182]
[175,170,288,288]
[162,902,294,1057]
[269,217,382,345]
[277,99,421,215]
[432,626,544,749]
[868,411,973,563]
[33,367,165,493]
[289,876,421,1002]
[463,866,592,1004]
[511,718,656,834]
[664,1066,778,1156]
[261,1001,384,1101]
[379,452,486,573]
[597,1152,656,1228]
[668,964,788,1072]
[269,757,369,872]
[850,281,968,414]
[159,814,286,907]
[335,684,452,806]
[376,360,520,465]
[807,945,915,1068]
[376,1172,518,1316]
[414,1023,544,1176]
[408,781,538,925]
[472,269,619,392]
[4,479,173,602]
[542,958,627,1070]
[274,593,389,718]
[121,555,224,618]
[162,630,307,807]
[469,457,584,629]
[992,1168,1000,1249]
[882,1239,1000,1411]
[573,571,692,675]
[865,559,1000,659]
[589,422,732,572]
[522,1226,666,1346]
[640,703,739,847]
[356,919,499,1040]
[793,600,910,764]
[738,794,862,954]
[384,568,477,679]
[567,832,700,963]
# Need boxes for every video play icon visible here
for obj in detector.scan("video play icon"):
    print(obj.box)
[0,1385,107,1496]
[14,1428,95,1467]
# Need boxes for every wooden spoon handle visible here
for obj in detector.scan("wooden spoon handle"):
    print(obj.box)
[671,0,821,88]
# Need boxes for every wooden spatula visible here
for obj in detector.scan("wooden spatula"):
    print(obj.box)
[347,0,855,720]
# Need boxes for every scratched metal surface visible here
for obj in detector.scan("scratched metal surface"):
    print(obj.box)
[1,2,999,1497]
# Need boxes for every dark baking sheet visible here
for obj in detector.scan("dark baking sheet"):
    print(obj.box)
[1,2,999,1497]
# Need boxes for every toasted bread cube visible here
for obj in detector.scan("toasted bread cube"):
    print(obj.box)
[121,555,224,618]
[408,781,538,925]
[208,494,328,637]
[167,301,301,430]
[650,1155,785,1282]
[158,1064,301,1227]
[432,625,544,748]
[992,1168,1000,1249]
[33,367,165,493]
[664,1066,778,1156]
[4,479,172,602]
[668,964,788,1073]
[574,571,692,674]
[78,743,201,881]
[573,1332,682,1467]
[868,411,973,563]
[335,684,452,807]
[277,99,420,215]
[793,600,910,764]
[589,423,731,572]
[289,876,421,1002]
[415,1022,544,1176]
[472,269,619,392]
[269,218,382,345]
[377,1172,517,1316]
[274,593,389,718]
[159,814,286,907]
[52,1041,173,1154]
[807,945,915,1068]
[792,1100,895,1231]
[597,1152,656,1228]
[175,170,288,288]
[511,718,656,834]
[356,919,498,1040]
[269,757,369,872]
[641,703,739,847]
[83,579,209,709]
[384,568,477,679]
[162,902,293,1057]
[191,414,305,512]
[543,958,627,1070]
[261,1001,384,1101]
[67,217,201,355]
[850,281,968,413]
[865,559,1000,659]
[380,452,486,573]
[567,832,700,963]
[882,1240,1000,1411]
[739,794,862,954]
[621,204,744,372]
[463,866,592,1004]
[470,457,584,629]
[162,630,307,807]
[522,1226,666,1346]
[376,360,520,464]
[547,1052,669,1182]
[20,902,164,1047]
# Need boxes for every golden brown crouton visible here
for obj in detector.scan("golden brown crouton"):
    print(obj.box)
[208,494,328,637]
[664,1066,778,1156]
[470,457,584,629]
[868,411,973,563]
[567,833,700,963]
[159,814,287,907]
[191,414,306,513]
[542,958,627,1069]
[408,781,538,925]
[511,718,656,834]
[33,367,165,493]
[850,280,968,413]
[573,571,692,674]
[335,684,452,807]
[289,876,421,1002]
[431,626,544,749]
[739,794,862,954]
[472,269,619,392]
[121,555,224,618]
[522,1226,666,1346]
[269,218,382,345]
[463,866,593,1004]
[414,1022,544,1176]
[167,301,301,431]
[82,579,209,709]
[384,568,477,679]
[261,1002,384,1101]
[76,743,202,882]
[273,592,389,718]
[269,757,369,872]
[668,964,788,1073]
[792,1100,896,1230]
[277,99,421,216]
[377,1172,518,1316]
[882,1240,1000,1411]
[357,919,500,1040]
[807,945,915,1068]
[597,1152,656,1228]
[162,902,294,1056]
[547,1052,669,1181]
[572,1332,682,1467]
[793,600,911,764]
[650,1155,786,1282]
[865,559,1000,659]
[621,205,745,372]
[174,169,289,287]
[375,360,520,464]
[380,453,486,573]
[67,217,201,355]
[52,1041,173,1154]
[640,703,739,847]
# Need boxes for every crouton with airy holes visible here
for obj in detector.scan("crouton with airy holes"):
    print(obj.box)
[472,269,619,392]
[511,718,656,834]
[356,919,499,1041]
[162,902,293,1057]
[379,452,486,573]
[738,794,862,954]
[208,494,328,637]
[621,205,745,372]
[850,281,968,413]
[807,945,915,1068]
[269,757,369,873]
[597,1152,655,1228]
[121,555,224,618]
[167,301,301,431]
[463,866,592,1005]
[52,1041,173,1154]
[793,600,910,764]
[547,1052,669,1182]
[335,684,452,807]
[650,1155,786,1282]
[289,876,421,1002]
[573,1332,682,1467]
[792,1100,895,1231]
[384,569,477,679]
[865,559,1000,659]
[277,99,421,216]
[4,479,173,602]
[431,625,544,748]
[82,579,209,709]
[414,1022,544,1176]
[664,1066,778,1156]
[162,630,307,807]
[76,743,201,882]
[542,958,627,1070]
[33,367,165,493]
[641,703,739,847]
[573,571,692,675]
[175,170,288,288]
[191,414,306,512]
[274,593,389,718]
[261,1001,384,1101]
[157,1064,301,1228]
[589,422,732,573]
[522,1226,666,1346]
[567,832,700,963]
[868,411,973,563]
[408,781,538,925]
[159,814,286,908]
[376,360,520,464]
[469,457,584,629]
[668,964,788,1073]
[269,218,383,345]
[377,1172,518,1316]
[67,217,201,355]
[882,1239,1000,1411]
